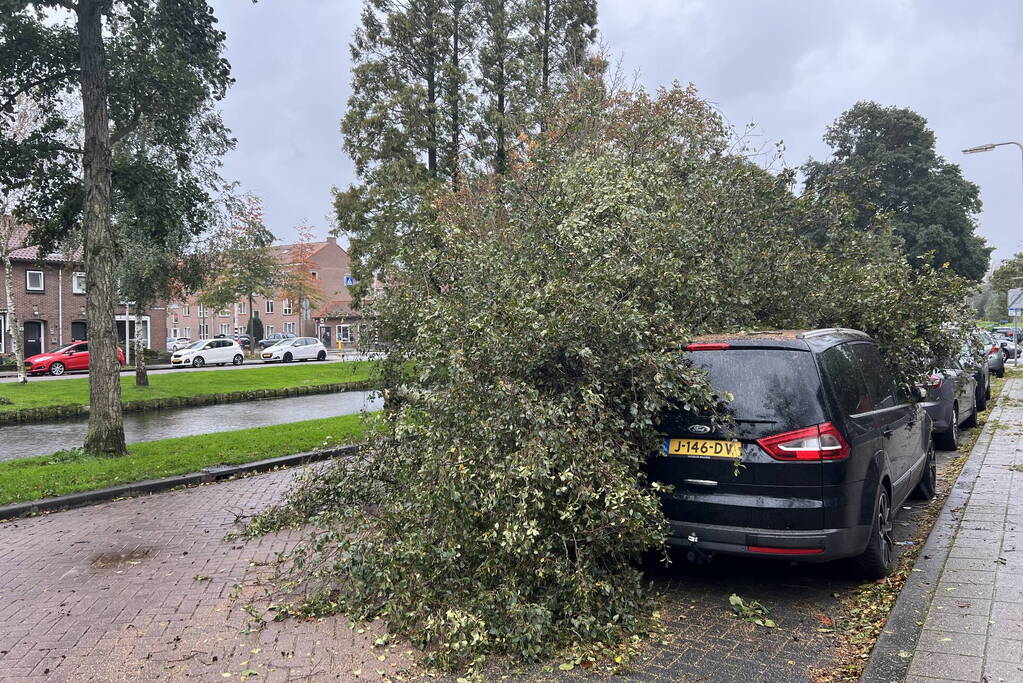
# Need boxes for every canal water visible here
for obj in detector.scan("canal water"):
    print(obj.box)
[0,390,381,462]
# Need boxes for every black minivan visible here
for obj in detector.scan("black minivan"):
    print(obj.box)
[649,329,934,579]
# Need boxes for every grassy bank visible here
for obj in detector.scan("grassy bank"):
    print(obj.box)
[0,361,374,413]
[0,413,373,506]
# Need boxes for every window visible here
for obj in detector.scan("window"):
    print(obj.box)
[283,299,293,315]
[171,327,180,338]
[283,322,295,334]
[265,300,274,314]
[850,343,898,410]
[338,325,353,343]
[821,344,871,416]
[237,302,247,314]
[264,325,275,336]
[197,305,208,319]
[183,303,191,316]
[218,308,230,317]
[310,271,319,280]
[26,270,44,292]
[71,321,87,340]
[183,326,191,338]
[198,323,209,339]
[0,315,5,353]
[72,272,86,294]
[219,323,230,336]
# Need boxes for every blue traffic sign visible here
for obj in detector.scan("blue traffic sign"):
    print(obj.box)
[344,276,355,286]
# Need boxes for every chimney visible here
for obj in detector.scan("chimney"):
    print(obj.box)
[326,236,337,245]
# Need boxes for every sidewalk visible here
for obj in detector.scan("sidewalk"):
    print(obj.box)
[875,377,1023,682]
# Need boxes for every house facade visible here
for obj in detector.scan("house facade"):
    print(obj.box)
[0,228,167,356]
[169,235,363,347]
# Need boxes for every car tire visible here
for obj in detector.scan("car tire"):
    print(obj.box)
[997,366,1005,378]
[911,444,937,500]
[283,353,293,363]
[976,384,988,413]
[193,356,205,369]
[232,354,243,366]
[317,350,326,361]
[49,362,65,376]
[857,482,895,580]
[934,404,959,451]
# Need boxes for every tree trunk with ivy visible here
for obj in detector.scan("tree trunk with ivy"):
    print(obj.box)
[1,236,27,385]
[78,0,126,455]
[133,303,147,386]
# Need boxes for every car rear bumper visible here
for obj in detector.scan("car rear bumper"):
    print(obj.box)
[665,519,872,562]
[921,400,951,432]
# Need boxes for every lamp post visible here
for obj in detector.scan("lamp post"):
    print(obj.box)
[963,142,1023,364]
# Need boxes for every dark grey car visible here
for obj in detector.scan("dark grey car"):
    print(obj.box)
[923,356,979,451]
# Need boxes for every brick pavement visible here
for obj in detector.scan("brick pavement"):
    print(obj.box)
[0,469,415,682]
[905,377,1023,683]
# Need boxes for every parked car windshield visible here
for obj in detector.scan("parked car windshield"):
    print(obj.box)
[182,340,207,351]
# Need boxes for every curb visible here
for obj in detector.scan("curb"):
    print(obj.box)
[860,391,1002,682]
[0,443,359,522]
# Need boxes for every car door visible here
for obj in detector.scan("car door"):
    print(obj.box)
[70,342,89,370]
[950,358,976,417]
[219,340,233,363]
[297,338,312,359]
[850,343,918,502]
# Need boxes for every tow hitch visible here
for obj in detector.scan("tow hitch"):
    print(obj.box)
[685,532,714,564]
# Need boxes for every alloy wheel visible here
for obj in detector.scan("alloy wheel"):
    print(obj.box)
[951,407,959,445]
[50,362,65,376]
[878,489,894,569]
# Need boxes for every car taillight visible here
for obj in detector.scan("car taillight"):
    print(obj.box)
[992,345,1001,355]
[927,373,943,390]
[757,422,850,461]
[686,342,730,351]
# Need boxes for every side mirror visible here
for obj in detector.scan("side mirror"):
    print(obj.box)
[65,349,76,355]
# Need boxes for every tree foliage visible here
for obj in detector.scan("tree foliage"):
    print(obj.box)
[334,0,598,301]
[254,82,975,673]
[802,101,991,281]
[985,253,1023,320]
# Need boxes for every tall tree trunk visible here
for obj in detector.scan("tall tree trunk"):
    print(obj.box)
[540,0,551,133]
[78,0,126,455]
[427,68,438,176]
[1,237,27,385]
[495,0,507,174]
[247,292,255,355]
[450,0,461,191]
[133,302,147,386]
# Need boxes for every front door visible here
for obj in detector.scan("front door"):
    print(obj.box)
[24,321,43,356]
[71,321,87,341]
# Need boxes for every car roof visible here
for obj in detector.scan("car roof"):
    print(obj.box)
[690,328,873,352]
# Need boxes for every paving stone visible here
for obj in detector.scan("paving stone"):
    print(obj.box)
[907,651,983,680]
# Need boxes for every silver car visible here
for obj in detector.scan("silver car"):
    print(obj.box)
[977,330,1005,378]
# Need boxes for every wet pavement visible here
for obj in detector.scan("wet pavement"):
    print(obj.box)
[0,390,381,461]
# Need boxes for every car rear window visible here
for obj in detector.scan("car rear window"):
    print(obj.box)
[680,348,826,430]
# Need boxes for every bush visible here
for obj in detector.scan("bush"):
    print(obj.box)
[251,81,974,673]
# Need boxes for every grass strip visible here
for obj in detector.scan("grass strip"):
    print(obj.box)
[0,361,374,412]
[0,412,373,506]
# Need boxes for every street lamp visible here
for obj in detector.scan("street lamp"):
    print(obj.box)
[963,141,1023,363]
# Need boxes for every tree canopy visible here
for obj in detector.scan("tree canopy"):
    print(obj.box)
[802,101,991,281]
[255,82,975,674]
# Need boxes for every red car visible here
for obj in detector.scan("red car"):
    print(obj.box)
[24,341,126,376]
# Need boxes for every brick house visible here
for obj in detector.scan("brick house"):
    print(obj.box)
[169,235,361,347]
[0,225,167,356]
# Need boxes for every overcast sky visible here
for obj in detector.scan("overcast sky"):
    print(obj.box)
[209,0,1023,267]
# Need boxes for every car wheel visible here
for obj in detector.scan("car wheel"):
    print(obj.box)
[283,352,293,363]
[232,354,243,366]
[49,362,65,376]
[997,365,1005,378]
[317,350,326,361]
[193,356,205,369]
[912,443,937,500]
[934,404,959,451]
[858,482,895,579]
[976,383,988,413]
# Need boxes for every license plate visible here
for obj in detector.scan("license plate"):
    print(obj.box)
[262,354,271,358]
[665,438,741,459]
[172,359,182,364]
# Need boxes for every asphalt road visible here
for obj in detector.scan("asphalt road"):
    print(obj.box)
[0,353,380,383]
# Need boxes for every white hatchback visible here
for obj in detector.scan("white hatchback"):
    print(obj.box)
[259,336,328,363]
[170,338,244,368]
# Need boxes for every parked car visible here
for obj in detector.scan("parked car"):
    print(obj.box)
[978,329,1006,378]
[233,333,252,349]
[923,355,979,451]
[170,338,244,368]
[993,333,1019,360]
[166,337,191,352]
[647,328,933,579]
[24,341,125,376]
[257,332,297,350]
[259,336,328,363]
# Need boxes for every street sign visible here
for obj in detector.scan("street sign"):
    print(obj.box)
[1009,288,1023,317]
[344,275,355,286]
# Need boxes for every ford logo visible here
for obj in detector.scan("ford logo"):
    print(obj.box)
[688,425,712,434]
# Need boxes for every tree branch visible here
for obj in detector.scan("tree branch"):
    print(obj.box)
[1,70,79,112]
